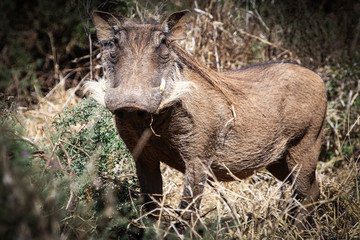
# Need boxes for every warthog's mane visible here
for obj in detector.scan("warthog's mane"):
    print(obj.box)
[171,43,242,106]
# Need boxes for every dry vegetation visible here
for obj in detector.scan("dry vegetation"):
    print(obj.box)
[1,1,359,239]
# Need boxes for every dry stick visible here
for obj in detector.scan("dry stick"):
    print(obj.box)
[41,142,60,176]
[194,8,214,19]
[135,1,144,23]
[45,71,74,99]
[132,128,153,162]
[334,96,360,158]
[87,15,93,82]
[128,187,139,217]
[47,136,64,171]
[350,17,360,57]
[346,112,359,137]
[58,141,75,210]
[222,23,294,58]
[207,179,242,228]
[61,72,89,110]
[327,118,342,154]
[71,49,100,63]
[60,139,91,160]
[48,31,60,80]
[155,188,170,230]
[213,23,221,72]
[150,114,161,137]
[356,155,360,202]
[12,72,21,102]
[200,207,216,218]
[345,90,353,136]
[253,8,269,31]
[59,142,73,175]
[237,28,292,55]
[12,114,27,133]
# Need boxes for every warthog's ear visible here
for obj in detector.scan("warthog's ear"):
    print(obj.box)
[92,10,122,41]
[163,10,191,42]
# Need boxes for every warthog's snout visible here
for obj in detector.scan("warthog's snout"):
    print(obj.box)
[104,86,162,119]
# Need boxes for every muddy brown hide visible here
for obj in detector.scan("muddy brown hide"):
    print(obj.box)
[91,10,327,224]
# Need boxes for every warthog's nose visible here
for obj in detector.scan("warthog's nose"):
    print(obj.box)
[114,107,148,120]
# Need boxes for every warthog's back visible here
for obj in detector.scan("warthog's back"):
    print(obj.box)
[225,63,327,130]
[206,63,327,181]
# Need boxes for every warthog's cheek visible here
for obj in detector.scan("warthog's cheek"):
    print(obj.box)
[149,88,164,112]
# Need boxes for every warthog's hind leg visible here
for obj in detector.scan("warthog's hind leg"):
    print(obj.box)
[179,158,208,224]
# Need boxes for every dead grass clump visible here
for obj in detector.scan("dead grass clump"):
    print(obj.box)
[16,80,79,144]
[179,4,300,72]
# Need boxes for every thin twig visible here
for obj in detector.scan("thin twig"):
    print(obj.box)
[132,128,152,161]
[48,31,59,80]
[213,23,221,72]
[87,14,93,82]
[41,142,60,176]
[207,179,242,227]
[59,142,72,173]
[60,139,91,160]
[238,28,292,55]
[45,71,73,99]
[62,72,89,110]
[135,1,144,23]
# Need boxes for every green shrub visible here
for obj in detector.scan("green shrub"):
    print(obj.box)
[0,120,61,239]
[0,98,156,239]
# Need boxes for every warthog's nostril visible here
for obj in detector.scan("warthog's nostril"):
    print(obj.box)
[137,111,146,118]
[114,108,148,120]
[114,109,125,118]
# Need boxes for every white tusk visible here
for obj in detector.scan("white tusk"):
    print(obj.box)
[159,77,166,93]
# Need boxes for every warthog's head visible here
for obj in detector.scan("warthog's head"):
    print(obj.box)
[92,10,192,119]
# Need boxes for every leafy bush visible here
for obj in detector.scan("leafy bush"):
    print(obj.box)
[0,119,61,239]
[52,98,152,238]
[0,98,156,239]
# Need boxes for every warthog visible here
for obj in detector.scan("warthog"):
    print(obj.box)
[88,10,327,226]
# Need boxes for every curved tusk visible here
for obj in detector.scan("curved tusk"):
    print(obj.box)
[159,77,166,93]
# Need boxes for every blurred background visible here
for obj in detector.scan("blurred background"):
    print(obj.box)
[0,0,359,239]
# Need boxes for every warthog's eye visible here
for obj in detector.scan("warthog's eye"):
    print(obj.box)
[109,50,116,60]
[109,43,116,61]
[160,37,167,45]
[101,40,118,63]
[156,36,170,62]
[109,42,115,51]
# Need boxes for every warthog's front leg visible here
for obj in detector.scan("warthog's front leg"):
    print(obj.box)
[135,157,163,215]
[179,158,208,223]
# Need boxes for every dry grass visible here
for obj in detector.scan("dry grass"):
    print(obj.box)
[15,78,80,145]
[6,4,360,240]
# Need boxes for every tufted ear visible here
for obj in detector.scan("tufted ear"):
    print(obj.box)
[162,10,192,42]
[92,10,122,41]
